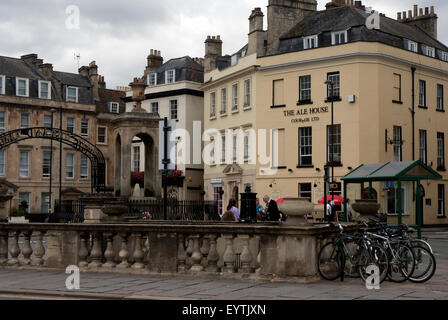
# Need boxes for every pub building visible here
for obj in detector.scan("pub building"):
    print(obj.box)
[202,0,448,226]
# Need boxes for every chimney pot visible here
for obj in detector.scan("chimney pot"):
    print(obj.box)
[397,12,402,20]
[430,6,435,15]
[150,49,154,55]
[419,8,423,16]
[408,10,412,19]
[425,7,429,15]
[414,5,418,17]
[402,11,407,19]
[217,35,220,40]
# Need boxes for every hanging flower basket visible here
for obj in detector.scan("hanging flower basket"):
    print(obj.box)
[164,170,185,187]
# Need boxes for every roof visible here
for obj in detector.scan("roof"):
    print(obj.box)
[96,88,126,114]
[0,55,49,80]
[278,6,448,55]
[145,56,204,84]
[341,160,442,182]
[53,71,91,87]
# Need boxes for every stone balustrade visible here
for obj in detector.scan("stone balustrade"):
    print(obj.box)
[0,222,352,282]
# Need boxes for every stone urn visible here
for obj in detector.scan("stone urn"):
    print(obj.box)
[278,198,314,226]
[351,199,381,222]
[101,200,129,222]
[129,78,148,113]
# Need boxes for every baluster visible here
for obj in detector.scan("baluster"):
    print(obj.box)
[31,231,46,266]
[222,234,235,273]
[131,232,144,269]
[117,232,130,269]
[0,231,8,266]
[254,235,262,274]
[205,234,219,273]
[190,234,203,272]
[21,231,33,265]
[143,233,150,264]
[200,235,210,268]
[78,232,89,268]
[89,232,103,268]
[8,231,21,266]
[185,235,194,269]
[177,233,187,272]
[103,232,116,268]
[239,234,253,274]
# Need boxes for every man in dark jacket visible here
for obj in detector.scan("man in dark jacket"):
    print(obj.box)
[263,195,280,221]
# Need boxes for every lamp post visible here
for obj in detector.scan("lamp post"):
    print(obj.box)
[325,79,335,221]
[58,106,63,214]
[49,108,56,215]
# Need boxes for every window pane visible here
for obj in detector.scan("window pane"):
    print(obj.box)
[327,124,341,163]
[43,152,51,178]
[0,111,5,132]
[80,155,88,178]
[81,119,89,136]
[170,100,178,119]
[66,154,74,178]
[299,127,312,166]
[67,118,74,133]
[21,113,29,128]
[299,76,311,101]
[0,150,5,176]
[19,151,29,177]
[221,88,227,113]
[19,193,30,213]
[98,127,106,143]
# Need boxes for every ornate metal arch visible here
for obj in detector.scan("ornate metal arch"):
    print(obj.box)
[0,127,106,192]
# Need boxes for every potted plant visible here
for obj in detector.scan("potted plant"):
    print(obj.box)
[9,206,28,223]
[164,170,185,187]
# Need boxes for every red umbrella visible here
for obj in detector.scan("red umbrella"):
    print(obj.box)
[318,195,344,205]
[276,198,284,204]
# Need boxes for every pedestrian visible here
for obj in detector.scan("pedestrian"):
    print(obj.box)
[325,200,333,222]
[224,198,240,222]
[346,199,352,222]
[255,198,266,221]
[263,195,280,221]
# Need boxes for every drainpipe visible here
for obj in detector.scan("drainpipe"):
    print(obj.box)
[411,67,416,161]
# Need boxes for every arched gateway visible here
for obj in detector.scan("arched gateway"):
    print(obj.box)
[0,127,106,192]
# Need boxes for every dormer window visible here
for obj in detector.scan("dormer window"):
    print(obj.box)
[66,86,78,103]
[331,31,348,45]
[166,69,175,84]
[109,102,119,113]
[303,35,318,49]
[16,78,29,97]
[38,80,51,99]
[405,39,418,53]
[0,75,5,95]
[425,46,435,58]
[442,51,448,62]
[148,73,157,86]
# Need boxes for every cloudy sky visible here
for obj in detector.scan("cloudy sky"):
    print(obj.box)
[0,0,446,88]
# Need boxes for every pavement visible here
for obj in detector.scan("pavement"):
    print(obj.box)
[0,231,447,300]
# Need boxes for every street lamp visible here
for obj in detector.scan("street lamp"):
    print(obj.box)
[49,108,56,215]
[324,79,335,222]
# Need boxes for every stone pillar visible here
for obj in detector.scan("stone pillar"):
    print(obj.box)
[82,196,106,224]
[117,233,130,269]
[121,132,132,197]
[239,234,253,274]
[189,234,203,272]
[177,233,187,273]
[0,231,8,265]
[31,231,46,266]
[205,234,219,273]
[103,233,116,268]
[45,231,63,268]
[21,231,33,265]
[78,232,89,268]
[222,234,235,273]
[8,231,21,266]
[88,232,103,268]
[131,233,145,269]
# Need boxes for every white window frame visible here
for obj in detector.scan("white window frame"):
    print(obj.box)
[67,117,75,133]
[42,151,51,178]
[166,69,175,84]
[210,138,215,164]
[81,118,89,137]
[331,30,348,45]
[426,46,435,58]
[151,102,159,114]
[20,113,30,129]
[0,150,5,176]
[232,83,238,110]
[407,40,418,53]
[109,102,119,113]
[210,92,216,117]
[244,79,251,107]
[16,77,29,97]
[244,131,250,160]
[66,86,79,103]
[38,80,51,99]
[80,154,89,179]
[133,146,140,172]
[147,72,157,86]
[221,135,226,163]
[442,51,448,62]
[0,111,6,133]
[0,75,5,95]
[97,126,107,144]
[66,153,75,179]
[221,88,227,114]
[170,100,178,120]
[385,185,408,216]
[19,151,29,178]
[303,35,318,49]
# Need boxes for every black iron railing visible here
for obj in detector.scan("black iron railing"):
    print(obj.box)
[52,200,85,223]
[126,199,221,221]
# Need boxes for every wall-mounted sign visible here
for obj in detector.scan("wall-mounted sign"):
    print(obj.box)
[283,106,329,123]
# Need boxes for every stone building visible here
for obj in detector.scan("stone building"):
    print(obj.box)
[202,0,448,226]
[0,54,124,214]
[123,50,205,200]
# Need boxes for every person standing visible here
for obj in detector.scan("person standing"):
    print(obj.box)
[346,199,352,222]
[325,200,332,222]
[255,198,266,221]
[263,195,280,221]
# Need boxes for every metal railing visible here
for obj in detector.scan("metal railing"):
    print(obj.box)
[126,199,221,221]
[52,200,85,223]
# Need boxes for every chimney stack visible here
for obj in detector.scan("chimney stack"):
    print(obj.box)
[98,75,106,89]
[247,7,265,57]
[39,63,53,77]
[144,49,164,77]
[397,4,438,39]
[204,35,223,73]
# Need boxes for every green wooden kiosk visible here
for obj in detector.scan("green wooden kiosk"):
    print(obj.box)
[341,160,442,238]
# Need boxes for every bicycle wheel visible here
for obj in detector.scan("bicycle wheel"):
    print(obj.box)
[410,240,433,254]
[318,241,344,281]
[388,244,415,283]
[358,244,389,284]
[409,246,436,283]
[344,239,361,278]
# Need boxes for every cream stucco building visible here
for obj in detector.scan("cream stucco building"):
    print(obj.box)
[202,0,448,226]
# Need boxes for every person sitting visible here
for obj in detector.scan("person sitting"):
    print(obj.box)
[224,198,240,222]
[263,195,280,221]
[221,210,236,221]
[255,198,266,221]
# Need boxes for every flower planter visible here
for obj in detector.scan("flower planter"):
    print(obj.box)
[9,216,28,224]
[101,201,129,222]
[351,199,381,222]
[278,198,314,226]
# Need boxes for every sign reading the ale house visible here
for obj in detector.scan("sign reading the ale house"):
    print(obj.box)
[283,106,329,123]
